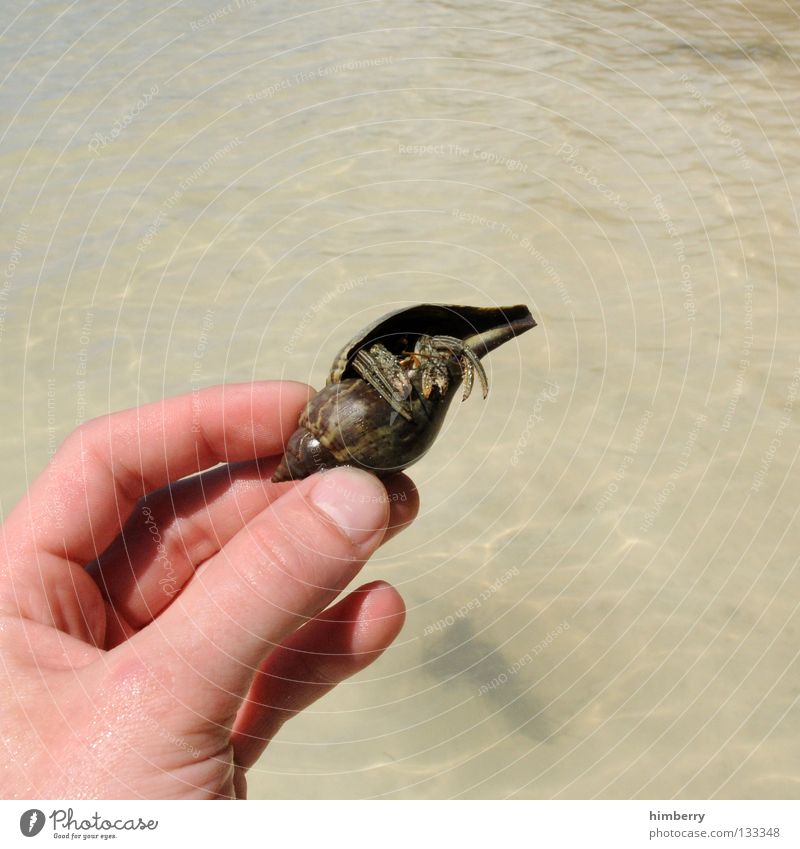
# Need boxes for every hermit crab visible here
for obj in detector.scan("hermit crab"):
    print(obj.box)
[272,303,536,482]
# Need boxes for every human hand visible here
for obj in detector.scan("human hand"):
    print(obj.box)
[0,382,418,799]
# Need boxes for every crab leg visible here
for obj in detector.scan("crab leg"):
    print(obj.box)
[353,346,414,421]
[428,335,489,402]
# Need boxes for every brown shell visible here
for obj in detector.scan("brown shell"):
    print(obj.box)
[327,303,535,385]
[272,303,536,482]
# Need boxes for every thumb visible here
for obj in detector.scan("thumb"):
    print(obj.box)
[129,467,392,730]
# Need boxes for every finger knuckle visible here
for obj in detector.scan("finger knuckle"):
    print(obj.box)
[235,520,302,588]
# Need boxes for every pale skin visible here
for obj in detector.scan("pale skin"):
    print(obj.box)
[0,381,418,799]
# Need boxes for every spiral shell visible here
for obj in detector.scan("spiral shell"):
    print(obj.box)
[272,304,535,482]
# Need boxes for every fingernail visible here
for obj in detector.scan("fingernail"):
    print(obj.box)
[309,467,389,545]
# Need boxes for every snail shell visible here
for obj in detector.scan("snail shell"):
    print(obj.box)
[272,303,536,482]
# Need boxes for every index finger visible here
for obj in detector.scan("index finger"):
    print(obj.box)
[7,381,313,566]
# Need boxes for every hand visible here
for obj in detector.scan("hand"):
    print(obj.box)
[0,382,418,799]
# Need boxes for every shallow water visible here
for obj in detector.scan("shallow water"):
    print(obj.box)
[2,0,799,798]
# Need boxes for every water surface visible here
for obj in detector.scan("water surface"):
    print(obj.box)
[1,0,799,798]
